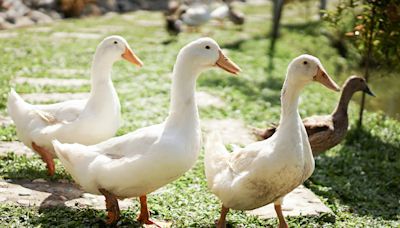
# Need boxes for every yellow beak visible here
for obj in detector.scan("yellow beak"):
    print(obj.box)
[215,50,241,75]
[122,46,143,67]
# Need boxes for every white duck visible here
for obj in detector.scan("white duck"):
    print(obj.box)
[204,54,340,228]
[52,38,241,225]
[181,3,211,30]
[7,35,143,176]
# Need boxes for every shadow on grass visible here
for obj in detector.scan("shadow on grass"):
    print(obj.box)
[0,153,70,181]
[281,21,322,36]
[32,206,144,227]
[309,127,400,220]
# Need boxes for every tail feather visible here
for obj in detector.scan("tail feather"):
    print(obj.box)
[52,140,96,182]
[204,131,230,187]
[7,89,31,124]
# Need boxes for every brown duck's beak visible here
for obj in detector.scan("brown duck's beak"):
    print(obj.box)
[122,46,143,67]
[313,66,340,92]
[215,50,241,75]
[364,85,375,97]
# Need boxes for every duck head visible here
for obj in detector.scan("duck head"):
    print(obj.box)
[96,35,143,67]
[178,37,241,75]
[343,76,375,96]
[287,54,340,92]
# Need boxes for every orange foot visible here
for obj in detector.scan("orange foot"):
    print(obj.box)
[137,195,161,227]
[32,142,55,176]
[99,188,120,225]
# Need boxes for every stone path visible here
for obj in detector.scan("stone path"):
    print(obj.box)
[202,118,256,145]
[247,185,332,218]
[0,32,18,39]
[21,92,89,103]
[48,68,87,77]
[0,179,133,209]
[0,115,13,127]
[51,32,102,40]
[196,91,225,108]
[2,76,331,221]
[14,77,89,87]
[0,141,33,157]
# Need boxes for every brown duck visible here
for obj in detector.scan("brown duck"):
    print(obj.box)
[255,76,375,156]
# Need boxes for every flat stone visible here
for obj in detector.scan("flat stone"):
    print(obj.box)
[0,179,135,210]
[0,196,7,202]
[27,27,52,32]
[14,77,89,87]
[18,189,32,196]
[0,32,17,38]
[135,20,164,27]
[48,68,87,77]
[202,119,256,145]
[0,115,13,127]
[17,199,31,206]
[247,185,332,218]
[21,92,89,103]
[52,32,101,40]
[196,91,225,108]
[143,220,172,228]
[0,141,34,157]
[32,178,47,183]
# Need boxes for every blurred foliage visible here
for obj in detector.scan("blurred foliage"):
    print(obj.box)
[324,0,400,70]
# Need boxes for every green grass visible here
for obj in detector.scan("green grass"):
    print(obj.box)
[0,2,399,227]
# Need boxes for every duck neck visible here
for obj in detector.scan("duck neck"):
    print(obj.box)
[332,85,354,118]
[86,54,116,106]
[165,58,200,127]
[279,78,304,124]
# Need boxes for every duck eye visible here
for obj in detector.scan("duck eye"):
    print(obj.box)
[303,61,308,65]
[114,41,118,44]
[205,46,210,49]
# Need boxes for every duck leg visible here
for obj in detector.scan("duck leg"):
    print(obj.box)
[274,202,288,228]
[32,142,55,176]
[216,205,229,228]
[137,195,161,227]
[99,188,120,225]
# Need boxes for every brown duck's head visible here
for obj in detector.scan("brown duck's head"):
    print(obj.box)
[343,76,375,96]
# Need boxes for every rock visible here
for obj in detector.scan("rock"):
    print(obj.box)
[0,115,13,127]
[196,91,225,108]
[14,16,35,27]
[247,185,332,218]
[0,141,34,157]
[27,10,53,23]
[116,0,140,12]
[32,178,47,183]
[23,0,56,9]
[0,196,7,202]
[97,0,117,12]
[0,181,8,188]
[3,0,30,18]
[17,199,30,205]
[202,119,256,145]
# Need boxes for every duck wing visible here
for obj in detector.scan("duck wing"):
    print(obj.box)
[302,115,333,136]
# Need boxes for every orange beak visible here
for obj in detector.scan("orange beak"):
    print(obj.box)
[313,66,340,92]
[122,46,143,67]
[215,50,241,75]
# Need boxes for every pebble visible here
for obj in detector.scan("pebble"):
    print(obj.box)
[32,178,47,183]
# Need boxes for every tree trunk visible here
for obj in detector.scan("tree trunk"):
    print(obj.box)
[357,5,375,129]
